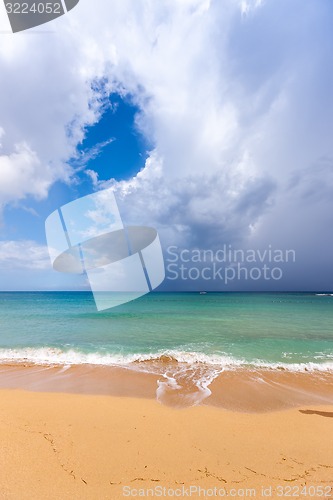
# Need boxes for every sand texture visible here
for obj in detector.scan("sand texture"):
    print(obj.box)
[0,390,332,499]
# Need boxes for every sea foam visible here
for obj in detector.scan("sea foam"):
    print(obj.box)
[0,347,333,372]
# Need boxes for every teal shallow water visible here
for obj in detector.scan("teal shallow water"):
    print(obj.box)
[0,292,332,370]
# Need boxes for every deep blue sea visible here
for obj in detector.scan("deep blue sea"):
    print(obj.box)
[0,292,332,371]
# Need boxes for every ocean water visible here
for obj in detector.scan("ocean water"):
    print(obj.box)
[0,291,332,371]
[1,291,333,406]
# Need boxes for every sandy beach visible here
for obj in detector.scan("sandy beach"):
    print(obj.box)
[1,363,333,411]
[0,388,332,499]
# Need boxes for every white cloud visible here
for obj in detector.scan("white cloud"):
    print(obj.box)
[0,0,332,289]
[0,9,109,209]
[0,240,89,290]
[62,0,331,252]
[0,140,48,205]
[0,241,50,270]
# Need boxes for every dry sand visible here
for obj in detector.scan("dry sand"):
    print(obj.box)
[0,389,332,499]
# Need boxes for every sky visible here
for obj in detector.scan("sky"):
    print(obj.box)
[0,0,332,292]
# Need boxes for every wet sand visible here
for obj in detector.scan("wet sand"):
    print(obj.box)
[0,363,333,411]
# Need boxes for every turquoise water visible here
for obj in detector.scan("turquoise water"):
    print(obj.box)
[0,292,332,370]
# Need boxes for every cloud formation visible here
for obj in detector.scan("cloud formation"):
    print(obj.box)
[0,11,106,209]
[0,0,332,288]
[0,240,50,270]
[76,0,332,253]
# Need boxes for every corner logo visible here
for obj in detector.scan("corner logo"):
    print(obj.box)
[45,189,165,311]
[3,0,80,33]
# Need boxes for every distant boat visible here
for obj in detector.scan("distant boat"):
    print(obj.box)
[199,291,207,295]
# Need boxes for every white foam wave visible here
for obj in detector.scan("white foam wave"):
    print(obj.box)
[0,347,332,373]
[0,347,240,367]
[156,360,223,407]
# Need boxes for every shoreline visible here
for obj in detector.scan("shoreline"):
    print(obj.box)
[0,388,332,499]
[0,362,333,412]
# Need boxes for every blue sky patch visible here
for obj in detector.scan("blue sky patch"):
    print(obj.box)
[1,93,149,245]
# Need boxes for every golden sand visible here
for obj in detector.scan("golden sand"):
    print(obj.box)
[1,363,333,411]
[0,389,332,499]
